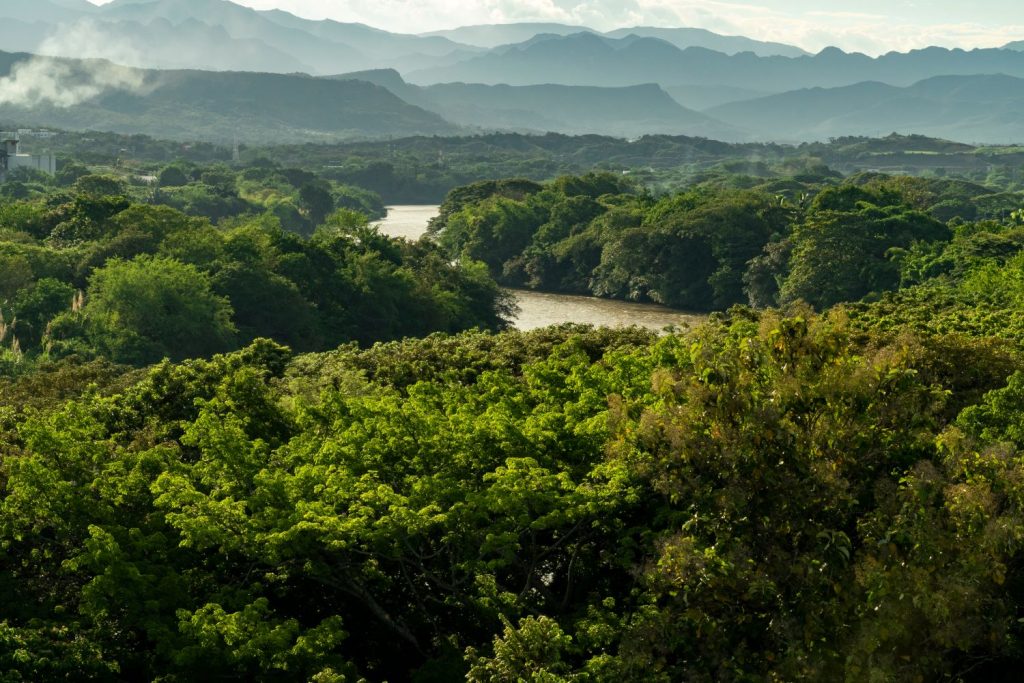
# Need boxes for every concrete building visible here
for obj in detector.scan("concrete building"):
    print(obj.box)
[0,134,57,181]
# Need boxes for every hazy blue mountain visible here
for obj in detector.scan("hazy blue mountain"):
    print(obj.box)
[80,17,314,72]
[332,69,742,139]
[333,69,433,107]
[603,27,808,57]
[0,15,313,73]
[665,84,777,110]
[423,82,741,138]
[0,51,460,143]
[1004,41,1024,51]
[385,48,486,75]
[97,0,367,73]
[420,23,594,48]
[6,0,481,75]
[257,10,478,61]
[707,74,1024,143]
[408,33,1024,91]
[421,23,806,57]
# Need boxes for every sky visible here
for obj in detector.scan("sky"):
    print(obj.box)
[85,0,1024,55]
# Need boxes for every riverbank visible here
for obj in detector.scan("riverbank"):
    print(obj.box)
[376,205,707,332]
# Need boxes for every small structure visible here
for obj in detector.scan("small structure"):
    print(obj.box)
[0,133,57,181]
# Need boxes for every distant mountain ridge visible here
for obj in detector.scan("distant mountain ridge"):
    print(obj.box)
[332,69,743,139]
[707,74,1024,143]
[422,22,808,57]
[420,23,593,49]
[602,26,809,57]
[1,0,1024,145]
[0,0,477,74]
[408,32,1024,93]
[0,0,810,77]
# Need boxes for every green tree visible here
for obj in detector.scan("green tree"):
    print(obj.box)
[157,165,191,188]
[73,174,126,197]
[82,255,236,364]
[299,181,336,229]
[10,278,75,349]
[781,205,948,308]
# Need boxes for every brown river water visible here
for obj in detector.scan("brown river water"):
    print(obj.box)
[375,205,706,332]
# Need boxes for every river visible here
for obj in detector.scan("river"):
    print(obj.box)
[375,205,706,332]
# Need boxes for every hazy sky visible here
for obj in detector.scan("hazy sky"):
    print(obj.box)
[86,0,1024,54]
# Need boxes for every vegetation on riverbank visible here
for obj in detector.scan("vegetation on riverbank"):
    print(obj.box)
[429,171,1022,312]
[0,166,510,371]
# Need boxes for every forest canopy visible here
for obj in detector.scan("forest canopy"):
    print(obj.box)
[428,171,1003,312]
[4,134,1024,680]
[0,166,510,371]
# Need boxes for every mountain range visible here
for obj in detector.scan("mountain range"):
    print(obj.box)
[1,0,475,73]
[422,23,808,57]
[0,0,809,75]
[406,32,1024,92]
[1,0,1024,144]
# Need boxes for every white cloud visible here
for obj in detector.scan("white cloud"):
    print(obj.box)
[0,20,147,108]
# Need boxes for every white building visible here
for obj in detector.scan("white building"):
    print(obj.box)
[0,134,57,180]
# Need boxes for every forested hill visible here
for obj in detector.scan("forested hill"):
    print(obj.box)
[0,52,460,144]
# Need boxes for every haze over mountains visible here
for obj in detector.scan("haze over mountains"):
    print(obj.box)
[421,24,809,57]
[330,70,741,140]
[406,33,1024,91]
[2,0,1024,144]
[708,75,1024,143]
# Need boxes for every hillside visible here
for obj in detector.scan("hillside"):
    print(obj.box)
[332,70,742,139]
[0,52,460,143]
[708,74,1024,143]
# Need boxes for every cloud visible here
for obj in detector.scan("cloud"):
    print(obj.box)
[0,20,147,108]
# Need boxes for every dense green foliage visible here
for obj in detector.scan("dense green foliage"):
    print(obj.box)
[5,154,387,235]
[6,130,1024,679]
[429,172,1006,311]
[0,174,509,370]
[3,314,1024,681]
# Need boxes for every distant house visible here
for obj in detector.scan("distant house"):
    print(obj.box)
[0,134,57,180]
